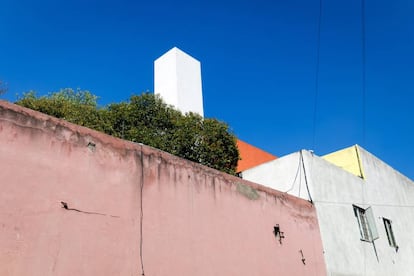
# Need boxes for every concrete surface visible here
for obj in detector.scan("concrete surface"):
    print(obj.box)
[0,101,326,275]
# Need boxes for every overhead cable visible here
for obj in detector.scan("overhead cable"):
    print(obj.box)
[312,0,323,149]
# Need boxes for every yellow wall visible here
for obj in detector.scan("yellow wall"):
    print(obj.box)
[322,145,365,179]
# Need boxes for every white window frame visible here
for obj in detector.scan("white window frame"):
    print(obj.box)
[353,205,379,242]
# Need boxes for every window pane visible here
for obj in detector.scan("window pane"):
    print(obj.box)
[354,205,370,241]
[383,218,397,248]
[365,207,379,240]
[353,205,378,242]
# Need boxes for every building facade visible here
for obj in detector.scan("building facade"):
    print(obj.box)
[241,145,414,275]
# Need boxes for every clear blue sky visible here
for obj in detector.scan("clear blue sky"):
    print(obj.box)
[1,0,414,179]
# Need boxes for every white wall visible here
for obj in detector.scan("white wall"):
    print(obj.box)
[242,147,414,276]
[154,47,204,117]
[241,151,312,200]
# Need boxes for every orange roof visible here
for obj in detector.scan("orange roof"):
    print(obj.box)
[237,139,277,172]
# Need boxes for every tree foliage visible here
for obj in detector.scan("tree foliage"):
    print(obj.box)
[16,89,113,133]
[0,80,7,96]
[16,89,239,174]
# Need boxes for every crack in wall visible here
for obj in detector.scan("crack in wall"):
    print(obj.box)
[60,202,120,218]
[138,146,146,276]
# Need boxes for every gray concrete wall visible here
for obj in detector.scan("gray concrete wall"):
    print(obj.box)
[243,147,414,275]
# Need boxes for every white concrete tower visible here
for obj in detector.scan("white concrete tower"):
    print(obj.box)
[154,47,204,117]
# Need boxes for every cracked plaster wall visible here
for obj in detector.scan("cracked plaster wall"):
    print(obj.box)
[0,101,326,276]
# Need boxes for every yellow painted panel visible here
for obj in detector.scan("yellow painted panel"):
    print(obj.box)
[322,145,365,179]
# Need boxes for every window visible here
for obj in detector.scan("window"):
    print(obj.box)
[353,205,379,242]
[383,218,398,248]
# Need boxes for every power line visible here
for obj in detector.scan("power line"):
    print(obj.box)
[301,150,313,204]
[312,0,323,150]
[285,152,302,193]
[361,0,367,145]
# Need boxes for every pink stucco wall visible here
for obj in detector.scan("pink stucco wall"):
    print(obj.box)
[0,100,326,276]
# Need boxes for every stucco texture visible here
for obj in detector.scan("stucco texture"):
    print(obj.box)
[242,147,414,276]
[0,101,326,276]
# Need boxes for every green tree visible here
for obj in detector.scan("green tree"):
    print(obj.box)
[16,90,239,174]
[16,89,113,134]
[107,94,182,151]
[0,80,7,96]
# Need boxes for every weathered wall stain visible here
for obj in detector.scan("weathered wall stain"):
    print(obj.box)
[236,182,260,200]
[0,101,327,276]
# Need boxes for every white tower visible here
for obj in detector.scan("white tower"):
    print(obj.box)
[154,47,204,117]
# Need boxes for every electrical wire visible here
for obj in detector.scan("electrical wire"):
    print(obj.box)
[285,150,314,204]
[361,0,366,145]
[298,162,302,198]
[312,0,323,149]
[360,1,367,271]
[285,151,303,193]
[301,150,314,203]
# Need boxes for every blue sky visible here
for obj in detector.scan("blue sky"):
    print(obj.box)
[1,0,414,179]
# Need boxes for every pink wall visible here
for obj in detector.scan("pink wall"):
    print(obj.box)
[0,101,326,276]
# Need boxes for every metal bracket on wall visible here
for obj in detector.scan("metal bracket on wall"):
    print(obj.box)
[299,249,306,265]
[273,224,285,244]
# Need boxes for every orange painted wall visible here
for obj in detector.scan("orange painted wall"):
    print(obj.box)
[0,101,326,276]
[237,139,277,172]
